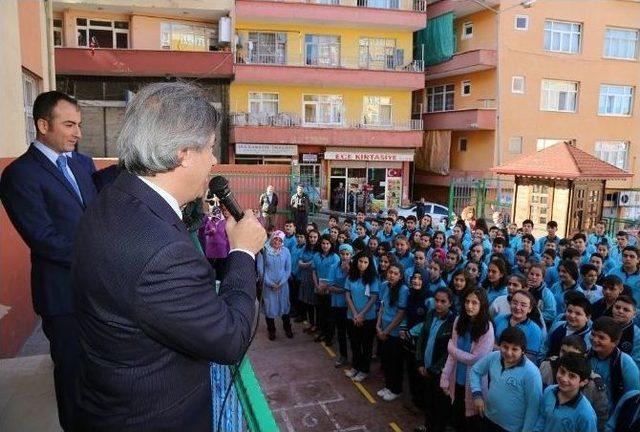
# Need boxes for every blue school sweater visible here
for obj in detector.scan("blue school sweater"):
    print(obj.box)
[589,349,640,410]
[533,385,597,432]
[493,314,544,360]
[604,389,640,432]
[470,351,542,432]
[543,320,591,359]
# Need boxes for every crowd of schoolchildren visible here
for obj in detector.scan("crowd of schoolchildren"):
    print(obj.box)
[255,209,640,432]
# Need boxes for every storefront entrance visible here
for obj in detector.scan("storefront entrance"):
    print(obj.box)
[329,166,402,214]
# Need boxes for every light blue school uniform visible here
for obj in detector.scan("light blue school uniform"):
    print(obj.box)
[545,265,560,288]
[589,233,613,249]
[377,230,395,245]
[550,281,584,314]
[290,244,305,278]
[486,284,508,305]
[344,277,379,320]
[607,266,640,307]
[394,251,414,271]
[257,246,291,318]
[604,390,640,432]
[312,252,340,281]
[328,263,349,308]
[380,285,409,337]
[283,234,296,254]
[581,283,604,304]
[535,235,561,255]
[533,385,597,432]
[589,350,640,411]
[508,234,522,252]
[471,351,542,432]
[493,314,544,360]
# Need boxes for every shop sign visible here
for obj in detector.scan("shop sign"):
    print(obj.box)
[324,150,413,162]
[302,153,318,163]
[236,143,297,156]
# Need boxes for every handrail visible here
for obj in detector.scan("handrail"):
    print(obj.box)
[243,0,427,12]
[230,111,423,130]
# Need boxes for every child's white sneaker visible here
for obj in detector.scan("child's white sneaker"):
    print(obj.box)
[352,372,368,382]
[377,388,390,397]
[382,391,401,402]
[344,368,358,378]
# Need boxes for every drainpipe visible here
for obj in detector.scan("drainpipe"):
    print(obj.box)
[44,0,56,90]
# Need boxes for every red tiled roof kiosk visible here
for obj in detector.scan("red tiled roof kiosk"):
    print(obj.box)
[491,142,632,238]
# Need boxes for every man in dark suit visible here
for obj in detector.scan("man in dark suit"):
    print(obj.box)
[71,82,266,431]
[0,91,98,431]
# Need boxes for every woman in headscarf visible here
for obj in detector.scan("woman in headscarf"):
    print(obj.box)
[257,230,293,340]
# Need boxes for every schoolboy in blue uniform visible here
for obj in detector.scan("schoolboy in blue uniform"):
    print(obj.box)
[607,246,640,307]
[393,235,414,271]
[533,353,597,432]
[611,295,640,370]
[377,218,396,244]
[544,294,592,358]
[471,327,542,432]
[588,316,640,412]
[535,221,562,255]
[573,233,593,265]
[596,242,617,275]
[588,220,613,250]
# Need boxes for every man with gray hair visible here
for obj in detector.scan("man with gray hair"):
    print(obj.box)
[71,82,266,431]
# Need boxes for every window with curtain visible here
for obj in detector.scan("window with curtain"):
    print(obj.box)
[359,38,397,70]
[305,34,340,67]
[544,20,581,54]
[426,84,454,112]
[160,22,217,51]
[246,32,286,64]
[595,141,628,170]
[249,93,279,116]
[362,96,392,126]
[598,84,634,116]
[76,18,129,49]
[303,95,343,125]
[603,27,639,60]
[540,79,578,112]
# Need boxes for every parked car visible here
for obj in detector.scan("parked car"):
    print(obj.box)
[381,202,449,225]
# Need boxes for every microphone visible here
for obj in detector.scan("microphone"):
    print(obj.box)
[208,175,244,221]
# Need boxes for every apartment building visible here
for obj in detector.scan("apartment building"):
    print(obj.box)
[1,0,54,158]
[52,0,235,159]
[415,0,640,220]
[229,0,426,212]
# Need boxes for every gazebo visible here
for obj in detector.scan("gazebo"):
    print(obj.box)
[491,142,632,238]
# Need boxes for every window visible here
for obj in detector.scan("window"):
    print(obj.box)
[246,32,286,64]
[544,20,581,54]
[305,34,340,67]
[362,96,392,126]
[508,136,523,154]
[599,85,634,116]
[530,184,550,225]
[426,84,454,113]
[462,22,473,40]
[515,15,529,30]
[595,141,628,170]
[22,72,38,145]
[161,23,217,51]
[303,94,343,126]
[604,27,639,60]
[461,80,471,96]
[249,92,279,116]
[53,19,63,46]
[537,138,569,151]
[359,38,398,70]
[76,18,129,49]
[512,76,525,93]
[540,79,579,112]
[458,137,468,152]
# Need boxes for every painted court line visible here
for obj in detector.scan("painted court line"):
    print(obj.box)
[389,422,403,432]
[352,381,376,404]
[322,343,337,358]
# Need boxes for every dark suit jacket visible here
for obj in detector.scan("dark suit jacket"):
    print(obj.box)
[72,151,97,175]
[0,145,97,316]
[72,171,257,431]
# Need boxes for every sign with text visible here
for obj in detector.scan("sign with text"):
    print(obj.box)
[324,149,414,162]
[236,143,297,156]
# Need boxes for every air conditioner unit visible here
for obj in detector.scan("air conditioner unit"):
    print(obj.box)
[618,191,640,207]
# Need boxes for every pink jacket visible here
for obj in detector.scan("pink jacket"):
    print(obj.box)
[440,318,495,417]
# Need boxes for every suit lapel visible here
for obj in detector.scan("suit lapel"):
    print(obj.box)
[28,145,84,208]
[67,156,96,207]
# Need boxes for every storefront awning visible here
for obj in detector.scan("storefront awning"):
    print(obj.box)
[324,148,414,162]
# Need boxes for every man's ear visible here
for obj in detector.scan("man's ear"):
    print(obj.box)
[36,118,49,135]
[177,148,189,167]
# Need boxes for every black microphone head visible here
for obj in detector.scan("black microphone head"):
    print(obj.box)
[209,175,230,198]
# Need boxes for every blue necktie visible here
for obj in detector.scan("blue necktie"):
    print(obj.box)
[56,155,83,202]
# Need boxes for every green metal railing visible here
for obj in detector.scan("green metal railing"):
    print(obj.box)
[448,178,514,224]
[602,217,640,239]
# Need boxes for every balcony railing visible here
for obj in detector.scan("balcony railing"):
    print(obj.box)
[235,47,424,72]
[244,0,426,12]
[230,112,423,130]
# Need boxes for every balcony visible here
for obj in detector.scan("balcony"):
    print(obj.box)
[236,0,427,31]
[229,112,424,148]
[423,105,496,130]
[234,51,424,90]
[427,0,499,18]
[426,49,497,80]
[55,48,234,78]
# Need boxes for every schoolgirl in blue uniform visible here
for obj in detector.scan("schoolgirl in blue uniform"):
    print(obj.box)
[326,243,354,367]
[376,262,410,401]
[493,290,545,362]
[482,258,508,305]
[344,251,380,383]
[312,234,340,343]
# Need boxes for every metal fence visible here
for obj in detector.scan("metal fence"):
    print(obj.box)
[602,217,640,239]
[448,178,515,226]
